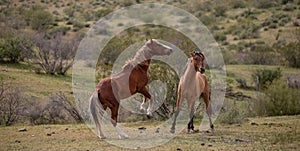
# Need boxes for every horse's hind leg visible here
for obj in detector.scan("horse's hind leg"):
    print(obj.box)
[109,103,128,139]
[203,92,214,133]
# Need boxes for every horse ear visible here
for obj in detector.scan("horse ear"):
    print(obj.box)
[189,51,194,57]
[146,38,148,41]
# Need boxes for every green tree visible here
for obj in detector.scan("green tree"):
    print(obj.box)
[0,37,25,63]
[30,10,53,30]
[281,43,300,68]
[252,68,282,90]
[23,6,53,30]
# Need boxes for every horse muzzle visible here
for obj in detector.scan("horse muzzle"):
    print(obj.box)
[200,68,205,74]
[167,48,173,55]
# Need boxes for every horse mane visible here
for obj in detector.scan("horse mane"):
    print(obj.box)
[121,45,151,71]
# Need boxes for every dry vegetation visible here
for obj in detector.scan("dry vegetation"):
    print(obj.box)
[0,0,299,150]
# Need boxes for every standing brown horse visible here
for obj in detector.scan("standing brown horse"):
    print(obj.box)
[170,51,214,134]
[90,39,173,139]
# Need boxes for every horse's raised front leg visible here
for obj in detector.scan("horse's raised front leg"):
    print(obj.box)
[140,97,147,113]
[110,103,128,139]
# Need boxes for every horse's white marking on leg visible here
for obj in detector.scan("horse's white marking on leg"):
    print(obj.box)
[146,98,153,116]
[140,100,146,111]
[115,125,128,139]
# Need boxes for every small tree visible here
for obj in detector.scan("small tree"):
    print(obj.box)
[280,43,300,68]
[23,6,54,31]
[252,68,282,90]
[21,32,80,75]
[0,79,27,126]
[42,92,82,124]
[0,37,25,63]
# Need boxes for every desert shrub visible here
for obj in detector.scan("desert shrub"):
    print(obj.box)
[269,23,277,29]
[214,5,227,17]
[262,13,291,28]
[52,10,59,15]
[281,0,294,5]
[24,7,53,30]
[247,43,281,65]
[254,0,279,9]
[255,80,300,116]
[120,0,134,7]
[95,8,112,20]
[47,26,70,35]
[248,51,280,65]
[0,37,26,63]
[297,13,300,19]
[0,80,28,126]
[20,32,80,75]
[230,0,247,8]
[72,20,85,29]
[214,32,227,41]
[251,68,282,89]
[293,21,300,27]
[63,7,75,17]
[229,21,260,39]
[280,43,300,68]
[219,100,247,124]
[282,5,295,11]
[29,92,82,124]
[199,14,216,25]
[236,78,249,89]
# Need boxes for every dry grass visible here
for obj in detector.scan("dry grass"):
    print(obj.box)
[0,115,299,150]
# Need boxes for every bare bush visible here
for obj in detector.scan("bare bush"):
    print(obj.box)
[41,92,82,124]
[0,79,27,126]
[21,32,80,75]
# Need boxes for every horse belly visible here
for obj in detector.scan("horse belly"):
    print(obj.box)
[180,79,202,99]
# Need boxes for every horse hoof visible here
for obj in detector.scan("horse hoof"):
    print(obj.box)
[140,107,146,113]
[119,134,129,139]
[99,136,106,139]
[188,129,195,134]
[170,129,175,134]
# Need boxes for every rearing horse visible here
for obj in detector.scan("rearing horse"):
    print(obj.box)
[170,51,214,134]
[90,39,173,139]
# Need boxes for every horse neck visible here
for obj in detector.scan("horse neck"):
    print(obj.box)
[182,60,197,81]
[131,45,153,68]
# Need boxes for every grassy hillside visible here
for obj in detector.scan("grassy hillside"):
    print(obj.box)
[0,115,299,150]
[3,63,300,100]
[0,63,72,100]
